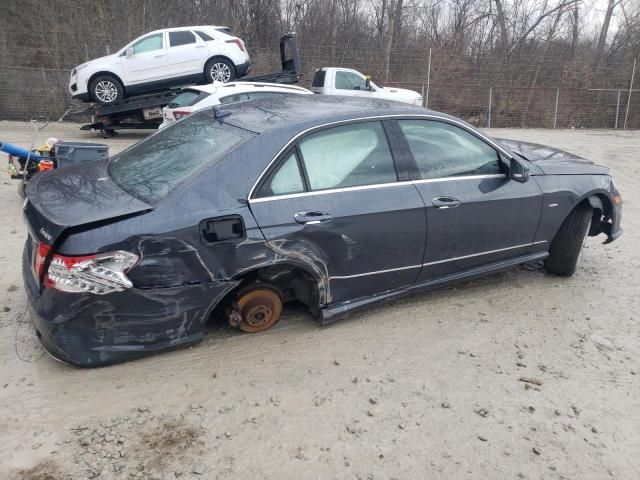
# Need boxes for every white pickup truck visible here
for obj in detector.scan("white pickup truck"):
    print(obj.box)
[311,67,423,106]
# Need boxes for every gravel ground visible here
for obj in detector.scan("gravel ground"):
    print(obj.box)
[0,122,638,480]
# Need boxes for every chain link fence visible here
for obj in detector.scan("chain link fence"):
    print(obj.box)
[1,44,638,129]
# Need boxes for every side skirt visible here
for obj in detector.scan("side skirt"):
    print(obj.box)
[319,251,548,325]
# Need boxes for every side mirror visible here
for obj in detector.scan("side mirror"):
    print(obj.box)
[509,157,530,183]
[126,46,134,57]
[365,76,371,91]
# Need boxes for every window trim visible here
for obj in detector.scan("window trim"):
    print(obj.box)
[392,118,506,181]
[248,114,514,202]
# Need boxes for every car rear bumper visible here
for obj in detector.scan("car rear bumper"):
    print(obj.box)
[23,247,237,367]
[235,60,251,77]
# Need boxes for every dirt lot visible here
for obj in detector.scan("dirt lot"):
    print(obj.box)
[0,122,638,480]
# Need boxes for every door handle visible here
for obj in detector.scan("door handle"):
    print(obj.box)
[196,45,205,49]
[153,54,164,58]
[294,211,333,225]
[432,196,460,209]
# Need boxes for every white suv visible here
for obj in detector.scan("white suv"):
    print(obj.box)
[159,82,312,129]
[69,26,251,105]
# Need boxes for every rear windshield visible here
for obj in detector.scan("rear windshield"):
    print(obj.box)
[108,111,253,203]
[168,89,210,108]
[312,70,326,87]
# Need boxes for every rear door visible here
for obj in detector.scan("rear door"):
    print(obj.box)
[122,33,168,83]
[393,119,543,280]
[249,120,427,304]
[166,30,206,77]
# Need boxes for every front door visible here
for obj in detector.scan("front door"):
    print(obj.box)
[393,119,543,280]
[249,120,427,305]
[122,33,168,84]
[333,70,372,98]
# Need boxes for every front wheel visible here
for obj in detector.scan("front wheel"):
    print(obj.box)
[205,58,236,83]
[90,75,124,105]
[544,204,592,276]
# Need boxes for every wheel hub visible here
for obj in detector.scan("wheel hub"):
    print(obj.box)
[244,303,273,327]
[210,63,231,82]
[95,81,118,102]
[230,287,283,333]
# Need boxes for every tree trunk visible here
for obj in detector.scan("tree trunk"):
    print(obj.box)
[594,0,617,73]
[494,0,509,53]
[330,0,339,62]
[571,2,579,58]
[521,9,564,127]
[383,0,397,82]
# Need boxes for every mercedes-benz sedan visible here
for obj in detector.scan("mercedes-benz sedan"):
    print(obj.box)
[23,95,622,366]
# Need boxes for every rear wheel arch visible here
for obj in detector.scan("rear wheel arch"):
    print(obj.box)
[228,263,324,316]
[204,56,237,82]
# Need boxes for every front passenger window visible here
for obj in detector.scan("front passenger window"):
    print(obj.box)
[398,120,502,179]
[132,34,163,54]
[335,71,367,90]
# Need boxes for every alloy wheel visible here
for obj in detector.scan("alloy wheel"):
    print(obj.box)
[210,63,232,82]
[95,80,118,103]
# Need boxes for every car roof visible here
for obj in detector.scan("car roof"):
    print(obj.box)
[218,94,439,134]
[182,82,312,96]
[147,26,230,35]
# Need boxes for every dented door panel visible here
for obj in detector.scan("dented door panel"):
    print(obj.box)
[249,185,427,304]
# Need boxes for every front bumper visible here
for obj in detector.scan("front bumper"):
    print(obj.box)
[23,248,237,367]
[603,200,623,243]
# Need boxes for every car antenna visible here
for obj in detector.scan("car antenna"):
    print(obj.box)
[213,105,232,118]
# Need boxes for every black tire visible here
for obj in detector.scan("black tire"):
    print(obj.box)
[205,57,236,83]
[89,75,124,105]
[544,203,592,276]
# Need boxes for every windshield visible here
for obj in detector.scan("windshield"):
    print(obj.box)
[168,90,210,109]
[108,111,254,203]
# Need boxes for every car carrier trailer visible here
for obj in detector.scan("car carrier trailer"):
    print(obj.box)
[76,33,301,137]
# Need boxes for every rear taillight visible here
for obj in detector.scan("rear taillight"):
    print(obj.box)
[173,110,191,120]
[38,245,138,294]
[34,242,52,279]
[225,39,246,52]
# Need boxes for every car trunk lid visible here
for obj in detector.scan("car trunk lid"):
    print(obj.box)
[24,159,152,245]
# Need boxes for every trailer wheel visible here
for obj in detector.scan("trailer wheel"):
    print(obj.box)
[90,75,124,105]
[205,58,236,83]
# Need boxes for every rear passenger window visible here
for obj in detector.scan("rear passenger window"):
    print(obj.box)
[169,31,196,47]
[398,120,502,179]
[195,31,214,41]
[257,151,305,197]
[299,122,397,191]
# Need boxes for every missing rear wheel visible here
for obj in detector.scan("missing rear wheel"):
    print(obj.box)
[228,287,283,333]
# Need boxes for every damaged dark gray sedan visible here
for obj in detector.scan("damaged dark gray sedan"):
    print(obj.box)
[23,95,622,367]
